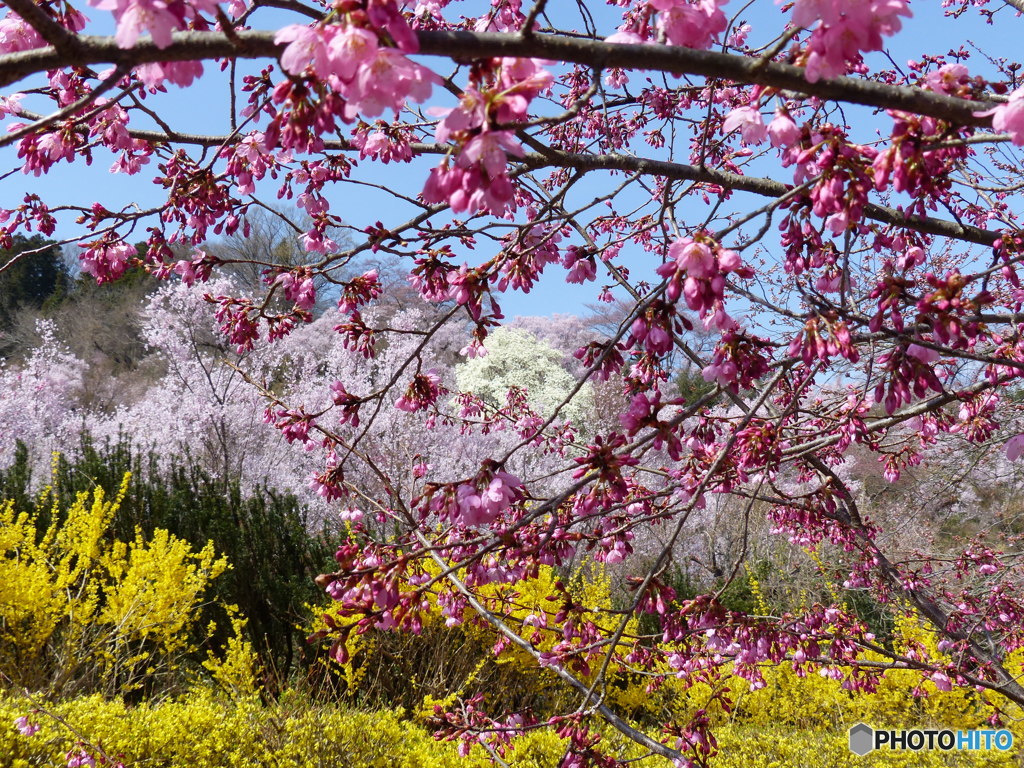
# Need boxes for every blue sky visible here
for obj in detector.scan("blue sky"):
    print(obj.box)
[0,0,1017,318]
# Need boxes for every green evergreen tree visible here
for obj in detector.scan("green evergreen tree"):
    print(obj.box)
[0,235,69,348]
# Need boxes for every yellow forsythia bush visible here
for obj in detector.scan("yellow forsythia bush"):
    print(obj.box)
[0,473,229,697]
[0,691,479,768]
[314,560,635,717]
[3,482,1020,768]
[1,692,1017,768]
[311,559,1024,767]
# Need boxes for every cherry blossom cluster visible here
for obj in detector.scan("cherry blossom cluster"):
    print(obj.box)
[423,57,552,215]
[654,234,751,332]
[610,0,728,50]
[273,7,438,123]
[89,0,218,50]
[394,371,443,412]
[790,0,912,82]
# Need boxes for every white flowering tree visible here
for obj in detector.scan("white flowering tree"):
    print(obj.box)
[456,326,596,427]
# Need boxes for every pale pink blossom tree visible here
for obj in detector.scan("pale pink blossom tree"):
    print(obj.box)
[0,320,84,468]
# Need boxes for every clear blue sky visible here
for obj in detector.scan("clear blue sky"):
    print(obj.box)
[0,1,1016,318]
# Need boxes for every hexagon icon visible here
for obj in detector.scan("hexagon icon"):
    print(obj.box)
[848,723,874,756]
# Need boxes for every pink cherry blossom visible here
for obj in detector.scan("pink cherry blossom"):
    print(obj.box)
[461,130,523,179]
[395,371,443,412]
[66,750,95,768]
[275,24,334,77]
[89,0,192,50]
[0,14,46,53]
[767,110,801,148]
[115,1,178,48]
[930,671,953,692]
[562,246,597,284]
[653,0,728,50]
[722,106,768,144]
[135,60,204,89]
[274,270,317,311]
[14,716,39,736]
[605,28,645,45]
[0,93,24,116]
[1005,434,1024,462]
[668,238,716,279]
[338,508,364,523]
[924,63,970,95]
[422,130,523,216]
[792,0,912,82]
[976,87,1024,146]
[327,25,380,81]
[452,470,522,528]
[495,57,553,122]
[906,343,939,363]
[79,241,136,283]
[340,48,439,119]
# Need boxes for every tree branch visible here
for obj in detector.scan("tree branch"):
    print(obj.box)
[80,121,998,248]
[0,30,1001,130]
[519,148,999,246]
[0,65,129,149]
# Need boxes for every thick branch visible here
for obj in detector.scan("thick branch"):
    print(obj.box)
[95,123,998,247]
[0,30,1000,130]
[418,32,997,126]
[520,149,999,246]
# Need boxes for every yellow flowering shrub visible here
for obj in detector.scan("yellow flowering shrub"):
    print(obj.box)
[309,559,1024,768]
[0,474,230,697]
[3,691,1015,768]
[311,559,635,719]
[3,476,1021,768]
[202,614,263,699]
[0,691,478,768]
